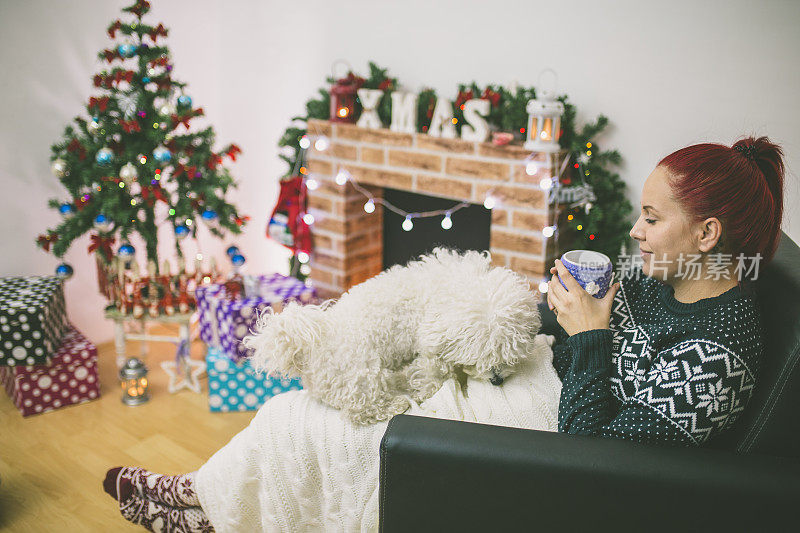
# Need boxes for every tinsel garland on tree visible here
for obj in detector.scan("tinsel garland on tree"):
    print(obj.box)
[277,61,632,274]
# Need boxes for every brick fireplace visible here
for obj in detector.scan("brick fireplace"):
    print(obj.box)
[304,119,565,300]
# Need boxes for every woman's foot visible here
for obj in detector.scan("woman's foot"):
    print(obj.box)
[103,466,136,502]
[103,466,213,532]
[103,467,200,508]
[132,468,200,508]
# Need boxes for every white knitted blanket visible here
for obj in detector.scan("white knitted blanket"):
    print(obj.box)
[195,334,561,532]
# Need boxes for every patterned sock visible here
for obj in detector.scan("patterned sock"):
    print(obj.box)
[119,491,214,532]
[103,466,127,500]
[130,468,201,508]
[104,466,213,532]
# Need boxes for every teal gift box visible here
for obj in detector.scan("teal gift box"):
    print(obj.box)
[205,347,302,412]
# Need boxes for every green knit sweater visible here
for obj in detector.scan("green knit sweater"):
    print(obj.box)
[552,266,763,447]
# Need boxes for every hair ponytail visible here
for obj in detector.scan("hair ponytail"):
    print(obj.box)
[732,136,785,210]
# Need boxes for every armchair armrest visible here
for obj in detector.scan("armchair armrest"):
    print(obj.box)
[379,414,800,532]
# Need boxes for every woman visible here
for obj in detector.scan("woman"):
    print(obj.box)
[103,136,785,531]
[549,135,783,446]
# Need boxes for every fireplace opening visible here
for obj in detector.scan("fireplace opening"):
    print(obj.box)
[382,187,491,270]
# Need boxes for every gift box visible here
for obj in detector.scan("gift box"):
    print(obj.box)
[0,325,100,417]
[195,284,227,348]
[197,273,319,358]
[243,272,318,302]
[0,276,69,366]
[206,347,302,412]
[217,294,280,362]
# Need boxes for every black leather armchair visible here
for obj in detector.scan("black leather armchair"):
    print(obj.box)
[379,231,800,532]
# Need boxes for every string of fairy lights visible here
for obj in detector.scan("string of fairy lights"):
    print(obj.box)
[288,126,575,292]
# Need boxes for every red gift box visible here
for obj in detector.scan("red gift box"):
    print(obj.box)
[0,325,100,417]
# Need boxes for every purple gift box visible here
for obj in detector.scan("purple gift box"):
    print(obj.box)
[198,273,320,361]
[195,284,227,347]
[216,296,273,362]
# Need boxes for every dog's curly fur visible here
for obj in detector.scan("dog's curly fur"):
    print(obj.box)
[243,246,543,425]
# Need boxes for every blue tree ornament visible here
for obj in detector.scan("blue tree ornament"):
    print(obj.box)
[117,43,137,58]
[95,147,114,165]
[94,214,113,232]
[226,245,240,257]
[201,209,218,221]
[177,95,192,109]
[55,263,74,280]
[174,225,190,240]
[231,253,246,267]
[59,203,75,217]
[118,243,135,258]
[152,145,172,163]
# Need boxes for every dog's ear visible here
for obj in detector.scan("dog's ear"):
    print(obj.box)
[243,300,330,378]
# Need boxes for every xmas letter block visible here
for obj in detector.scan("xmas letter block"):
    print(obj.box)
[0,326,100,417]
[0,276,69,366]
[205,347,302,412]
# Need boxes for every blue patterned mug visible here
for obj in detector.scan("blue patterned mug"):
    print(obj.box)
[557,250,614,299]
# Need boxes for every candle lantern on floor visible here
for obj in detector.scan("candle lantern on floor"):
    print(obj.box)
[524,91,564,153]
[120,357,150,405]
[329,72,364,123]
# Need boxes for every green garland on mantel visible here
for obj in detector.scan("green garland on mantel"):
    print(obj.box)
[278,61,633,266]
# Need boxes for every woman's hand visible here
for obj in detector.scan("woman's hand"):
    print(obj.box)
[547,259,620,337]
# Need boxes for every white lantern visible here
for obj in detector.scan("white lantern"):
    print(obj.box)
[524,91,564,153]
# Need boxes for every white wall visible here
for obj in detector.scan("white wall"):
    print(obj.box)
[1,0,798,343]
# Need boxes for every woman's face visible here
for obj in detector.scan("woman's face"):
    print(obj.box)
[629,166,706,282]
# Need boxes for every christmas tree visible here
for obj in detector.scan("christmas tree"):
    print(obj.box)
[37,0,247,276]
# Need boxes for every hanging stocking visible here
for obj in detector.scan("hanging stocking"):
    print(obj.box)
[267,175,312,254]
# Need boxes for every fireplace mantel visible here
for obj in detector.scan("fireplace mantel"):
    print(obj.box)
[304,119,564,300]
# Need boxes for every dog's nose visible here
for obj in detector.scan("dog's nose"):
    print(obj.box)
[490,372,504,386]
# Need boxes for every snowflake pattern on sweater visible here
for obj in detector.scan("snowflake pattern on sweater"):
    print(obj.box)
[553,266,763,447]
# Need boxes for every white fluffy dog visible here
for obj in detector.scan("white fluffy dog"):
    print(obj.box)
[243,246,543,425]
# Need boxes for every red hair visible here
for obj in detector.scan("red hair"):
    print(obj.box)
[657,136,785,276]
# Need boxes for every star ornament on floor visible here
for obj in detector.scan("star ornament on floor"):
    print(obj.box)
[161,357,206,394]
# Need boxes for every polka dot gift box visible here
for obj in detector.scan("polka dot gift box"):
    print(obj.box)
[0,325,100,417]
[205,347,302,412]
[216,295,275,363]
[0,276,69,367]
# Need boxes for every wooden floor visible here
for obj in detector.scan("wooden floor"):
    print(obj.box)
[0,323,254,531]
